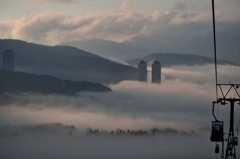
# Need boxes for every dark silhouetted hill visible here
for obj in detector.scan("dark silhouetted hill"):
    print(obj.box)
[126,52,237,67]
[0,69,111,95]
[0,39,137,83]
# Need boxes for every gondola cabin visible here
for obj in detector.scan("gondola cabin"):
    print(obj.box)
[210,121,224,142]
[233,137,238,146]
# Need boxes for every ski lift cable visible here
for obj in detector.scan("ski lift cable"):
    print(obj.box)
[212,103,218,121]
[211,0,219,117]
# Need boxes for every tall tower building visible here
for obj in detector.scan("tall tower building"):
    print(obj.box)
[152,60,161,83]
[2,49,15,71]
[138,60,147,82]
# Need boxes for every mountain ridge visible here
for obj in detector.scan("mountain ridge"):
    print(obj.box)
[0,69,111,95]
[0,39,137,83]
[126,52,237,67]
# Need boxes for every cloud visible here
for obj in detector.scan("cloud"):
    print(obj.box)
[123,8,240,60]
[0,133,216,159]
[1,65,239,131]
[119,0,134,10]
[33,0,75,4]
[0,0,4,8]
[0,20,13,38]
[0,10,148,45]
[216,0,240,4]
[172,1,196,11]
[0,2,239,63]
[0,2,239,49]
[1,65,240,159]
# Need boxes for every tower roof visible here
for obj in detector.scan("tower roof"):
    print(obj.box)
[152,60,160,64]
[139,60,146,64]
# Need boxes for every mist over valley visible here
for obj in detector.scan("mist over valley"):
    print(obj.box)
[0,0,240,158]
[1,61,240,158]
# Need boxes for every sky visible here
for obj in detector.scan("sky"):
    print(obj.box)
[0,0,239,60]
[0,1,239,43]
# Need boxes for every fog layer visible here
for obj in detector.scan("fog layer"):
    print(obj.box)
[1,65,240,159]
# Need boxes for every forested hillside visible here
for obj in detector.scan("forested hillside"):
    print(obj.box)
[0,70,111,95]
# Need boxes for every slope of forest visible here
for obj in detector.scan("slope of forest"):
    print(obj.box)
[0,70,111,95]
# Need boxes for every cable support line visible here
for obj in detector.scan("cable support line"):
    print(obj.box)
[212,102,218,121]
[211,0,219,118]
[210,1,239,159]
[212,0,218,100]
[217,85,240,101]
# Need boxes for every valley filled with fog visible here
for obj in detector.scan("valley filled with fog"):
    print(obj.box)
[1,0,240,158]
[1,64,240,159]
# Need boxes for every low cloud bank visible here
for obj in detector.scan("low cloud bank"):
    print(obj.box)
[1,65,240,158]
[0,134,216,159]
[1,65,239,130]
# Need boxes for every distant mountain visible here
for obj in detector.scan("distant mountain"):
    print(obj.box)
[0,39,137,83]
[121,28,240,63]
[126,53,237,67]
[0,69,111,95]
[60,39,239,65]
[60,39,147,60]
